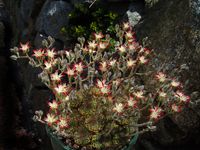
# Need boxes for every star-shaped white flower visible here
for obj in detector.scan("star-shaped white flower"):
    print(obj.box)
[74,62,84,73]
[58,118,69,128]
[96,79,106,88]
[62,95,70,103]
[94,32,104,40]
[159,91,166,98]
[88,41,97,49]
[139,56,148,64]
[48,100,58,109]
[118,45,126,53]
[175,91,190,102]
[99,42,108,50]
[171,80,181,87]
[100,86,110,94]
[171,104,181,112]
[126,31,134,39]
[155,72,167,82]
[150,107,162,120]
[109,59,117,67]
[134,91,144,99]
[54,84,68,94]
[123,22,130,30]
[46,49,56,58]
[51,71,62,81]
[96,79,110,94]
[45,113,57,125]
[113,103,124,113]
[33,49,44,58]
[20,42,30,53]
[127,59,136,68]
[66,68,75,77]
[44,61,53,70]
[127,97,137,107]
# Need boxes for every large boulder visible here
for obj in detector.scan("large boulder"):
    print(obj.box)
[35,0,73,42]
[134,0,200,149]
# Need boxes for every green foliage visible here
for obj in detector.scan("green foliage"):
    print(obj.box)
[67,87,138,149]
[61,2,120,40]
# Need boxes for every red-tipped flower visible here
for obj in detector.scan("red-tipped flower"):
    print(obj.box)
[51,71,63,82]
[20,42,30,53]
[44,113,57,125]
[127,96,137,107]
[48,100,58,110]
[33,49,44,58]
[171,104,182,112]
[94,32,104,40]
[58,117,69,129]
[66,68,76,77]
[96,79,110,95]
[74,62,85,73]
[175,91,190,103]
[139,56,148,64]
[171,80,181,87]
[155,72,167,82]
[149,106,162,120]
[54,84,68,94]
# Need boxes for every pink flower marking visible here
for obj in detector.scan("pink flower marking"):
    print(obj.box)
[94,32,104,40]
[33,49,44,58]
[20,42,30,53]
[155,72,167,82]
[149,106,162,120]
[48,100,58,110]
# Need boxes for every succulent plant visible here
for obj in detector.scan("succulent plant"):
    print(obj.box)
[11,22,190,149]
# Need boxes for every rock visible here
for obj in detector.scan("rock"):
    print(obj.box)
[127,11,141,27]
[36,0,73,42]
[0,3,9,22]
[70,0,87,5]
[171,109,200,133]
[127,2,144,27]
[191,0,200,15]
[0,12,19,147]
[0,22,5,48]
[0,3,11,53]
[20,0,35,22]
[145,0,160,7]
[18,0,35,40]
[135,0,200,149]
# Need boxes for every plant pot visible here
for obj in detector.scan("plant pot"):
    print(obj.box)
[46,126,73,150]
[46,126,138,150]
